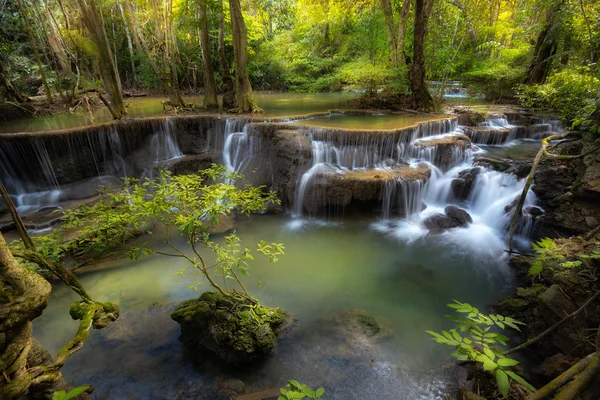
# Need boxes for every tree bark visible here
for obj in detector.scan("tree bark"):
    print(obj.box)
[409,0,435,110]
[228,0,261,113]
[76,0,126,118]
[17,0,53,104]
[198,0,218,108]
[218,0,235,109]
[380,0,398,64]
[117,0,137,87]
[397,0,412,67]
[524,1,565,85]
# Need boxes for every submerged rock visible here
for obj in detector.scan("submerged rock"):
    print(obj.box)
[171,291,287,366]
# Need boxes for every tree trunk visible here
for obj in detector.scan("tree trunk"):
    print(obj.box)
[17,0,52,103]
[397,0,412,67]
[198,0,218,108]
[218,0,235,109]
[524,1,565,85]
[380,0,398,64]
[117,0,137,87]
[228,0,261,113]
[76,0,125,119]
[409,0,435,111]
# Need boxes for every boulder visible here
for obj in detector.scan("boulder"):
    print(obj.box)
[171,291,287,366]
[424,206,472,232]
[445,205,473,225]
[451,167,481,201]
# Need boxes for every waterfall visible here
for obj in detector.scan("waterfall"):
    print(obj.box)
[0,119,183,212]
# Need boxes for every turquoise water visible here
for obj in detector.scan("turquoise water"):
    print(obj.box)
[33,214,514,400]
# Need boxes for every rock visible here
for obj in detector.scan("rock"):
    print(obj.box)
[209,213,236,234]
[424,206,472,232]
[413,134,471,170]
[445,205,473,225]
[171,291,287,366]
[585,216,599,228]
[300,165,431,215]
[524,206,545,218]
[451,167,481,201]
[423,213,461,232]
[532,353,577,380]
[474,156,512,172]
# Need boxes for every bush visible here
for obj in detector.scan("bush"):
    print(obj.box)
[516,69,599,126]
[462,63,526,101]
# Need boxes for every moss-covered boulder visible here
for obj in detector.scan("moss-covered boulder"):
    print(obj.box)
[171,291,287,366]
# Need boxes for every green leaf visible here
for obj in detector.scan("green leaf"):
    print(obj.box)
[483,358,498,372]
[483,347,495,360]
[505,371,537,392]
[315,387,325,397]
[497,357,520,367]
[496,369,509,397]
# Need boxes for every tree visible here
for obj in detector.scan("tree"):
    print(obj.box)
[228,0,262,113]
[16,0,53,103]
[76,0,126,119]
[198,0,218,109]
[0,183,119,399]
[409,0,435,110]
[524,0,566,85]
[218,0,235,109]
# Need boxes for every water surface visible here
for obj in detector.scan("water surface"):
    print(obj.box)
[34,214,514,400]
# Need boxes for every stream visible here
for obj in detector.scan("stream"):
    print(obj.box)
[0,94,558,399]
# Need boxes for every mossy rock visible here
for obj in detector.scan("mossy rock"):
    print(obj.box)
[171,291,287,366]
[516,284,547,298]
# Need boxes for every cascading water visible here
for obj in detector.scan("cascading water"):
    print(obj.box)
[0,118,183,213]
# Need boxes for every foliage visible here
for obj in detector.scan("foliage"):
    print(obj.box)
[279,380,325,400]
[337,60,393,97]
[528,238,600,276]
[427,301,535,397]
[516,68,599,126]
[461,62,527,101]
[35,165,284,298]
[51,386,89,400]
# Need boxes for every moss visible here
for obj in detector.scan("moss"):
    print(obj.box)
[517,284,547,298]
[171,291,288,365]
[357,314,381,336]
[495,297,529,316]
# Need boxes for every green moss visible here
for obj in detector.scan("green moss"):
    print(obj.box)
[516,284,547,298]
[357,314,381,336]
[171,291,287,365]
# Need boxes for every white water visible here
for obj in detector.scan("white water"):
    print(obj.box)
[1,119,183,213]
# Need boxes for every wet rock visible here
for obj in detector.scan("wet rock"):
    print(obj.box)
[209,213,236,234]
[156,153,217,175]
[171,291,287,366]
[300,165,431,215]
[524,206,545,218]
[423,214,460,232]
[451,167,480,201]
[424,206,472,232]
[413,134,471,170]
[445,205,473,225]
[474,156,512,172]
[532,353,577,380]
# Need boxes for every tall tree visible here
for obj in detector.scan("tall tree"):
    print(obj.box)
[198,0,218,108]
[524,0,566,85]
[409,0,435,110]
[76,0,126,119]
[17,0,53,103]
[218,0,235,109]
[228,0,261,112]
